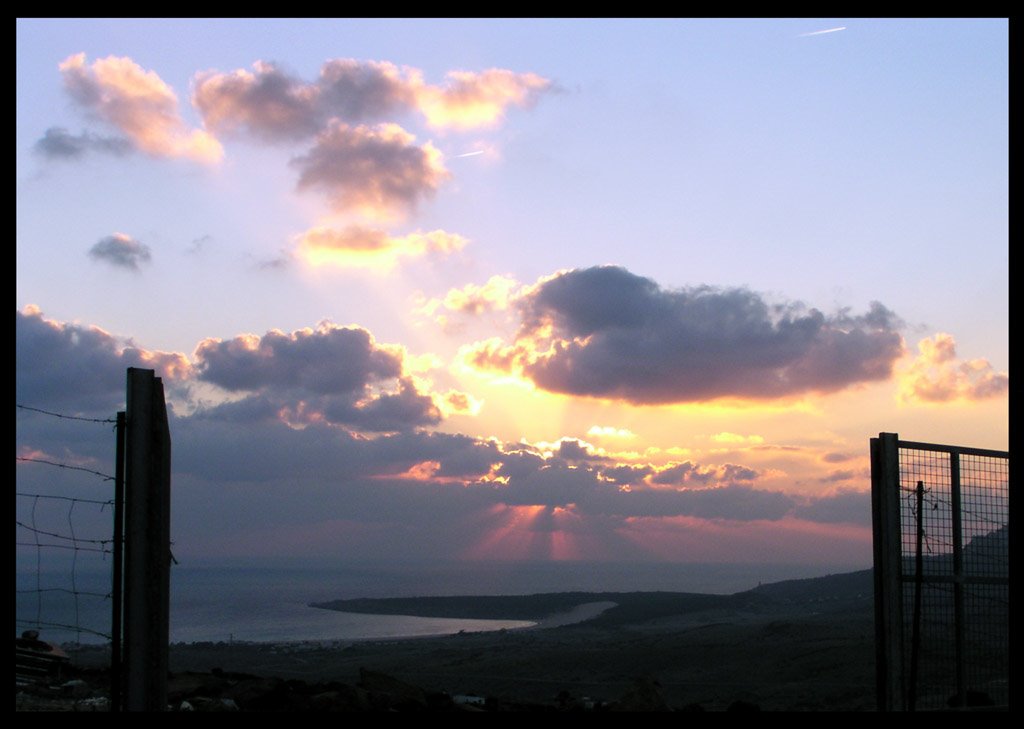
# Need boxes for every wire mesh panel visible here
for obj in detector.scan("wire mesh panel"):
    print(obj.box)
[15,407,119,648]
[873,433,1008,711]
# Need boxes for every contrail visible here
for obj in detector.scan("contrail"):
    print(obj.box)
[798,26,846,37]
[454,150,485,158]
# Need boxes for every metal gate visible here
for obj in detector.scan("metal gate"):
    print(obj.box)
[871,433,1008,710]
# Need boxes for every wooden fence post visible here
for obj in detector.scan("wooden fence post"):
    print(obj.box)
[123,368,171,711]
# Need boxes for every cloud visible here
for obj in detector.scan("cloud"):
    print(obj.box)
[194,324,401,394]
[821,451,856,463]
[598,464,653,485]
[187,234,214,254]
[649,461,759,487]
[254,251,292,271]
[792,488,871,526]
[291,122,448,217]
[438,389,483,417]
[414,68,553,130]
[16,309,883,567]
[191,61,323,141]
[587,425,636,440]
[711,432,765,445]
[900,333,1008,403]
[191,58,551,138]
[193,321,441,432]
[316,59,421,122]
[34,127,132,159]
[607,484,795,521]
[420,274,524,321]
[297,225,467,268]
[16,306,189,413]
[464,266,906,404]
[88,232,151,270]
[819,469,857,483]
[58,53,223,163]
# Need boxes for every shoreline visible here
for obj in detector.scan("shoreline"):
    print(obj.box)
[162,600,621,650]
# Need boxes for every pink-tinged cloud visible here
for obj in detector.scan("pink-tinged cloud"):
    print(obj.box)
[821,451,856,463]
[414,69,553,130]
[620,515,871,565]
[900,333,1008,403]
[291,122,448,217]
[58,53,223,163]
[88,232,151,271]
[298,225,467,267]
[191,58,551,138]
[791,488,871,526]
[464,266,906,404]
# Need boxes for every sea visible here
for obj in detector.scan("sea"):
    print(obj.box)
[15,560,866,647]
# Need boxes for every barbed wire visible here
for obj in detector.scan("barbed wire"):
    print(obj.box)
[16,540,113,555]
[16,492,113,507]
[15,586,111,600]
[17,404,116,424]
[16,456,114,482]
[15,520,113,546]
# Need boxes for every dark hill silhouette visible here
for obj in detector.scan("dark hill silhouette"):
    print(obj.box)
[312,568,876,627]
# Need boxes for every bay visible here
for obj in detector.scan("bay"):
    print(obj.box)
[16,560,867,646]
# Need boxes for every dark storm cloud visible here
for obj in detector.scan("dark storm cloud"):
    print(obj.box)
[720,464,759,481]
[34,127,132,159]
[193,323,439,432]
[475,266,905,404]
[598,464,654,486]
[194,325,401,393]
[555,439,607,462]
[173,412,796,522]
[291,121,448,216]
[323,378,441,432]
[16,307,189,414]
[88,233,152,271]
[650,461,701,485]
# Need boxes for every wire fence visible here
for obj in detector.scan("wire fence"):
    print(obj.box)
[16,405,118,647]
[893,441,1008,710]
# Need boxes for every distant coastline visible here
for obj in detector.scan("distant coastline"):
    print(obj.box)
[311,569,874,630]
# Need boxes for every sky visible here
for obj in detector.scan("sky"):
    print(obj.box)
[16,18,1008,575]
